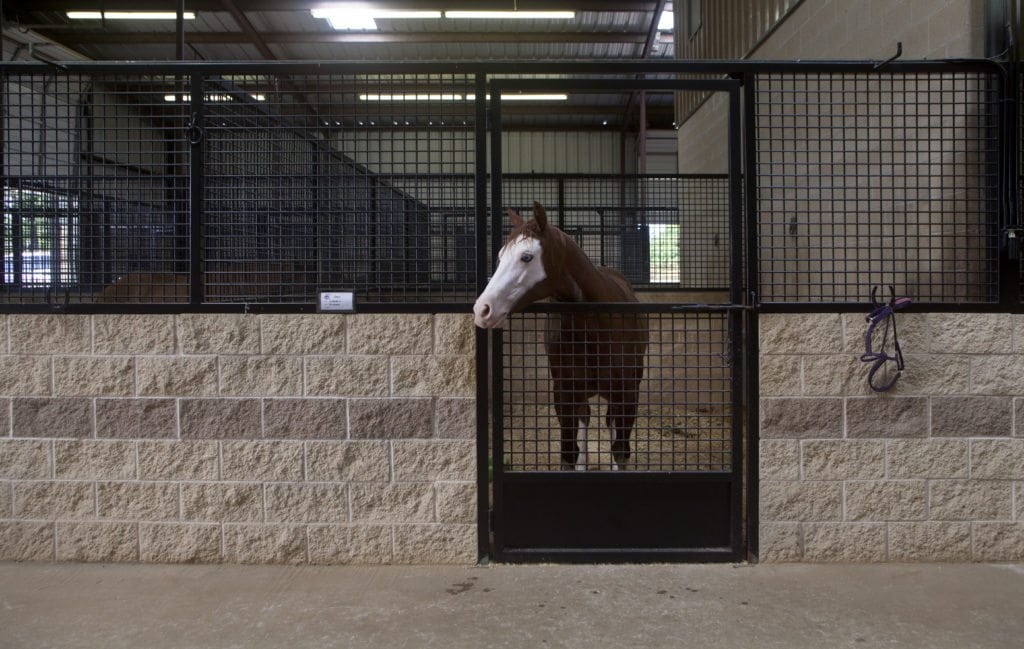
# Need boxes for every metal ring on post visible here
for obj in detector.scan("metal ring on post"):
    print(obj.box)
[186,112,204,145]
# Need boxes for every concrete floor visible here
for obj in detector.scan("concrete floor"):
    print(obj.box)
[1,562,1022,649]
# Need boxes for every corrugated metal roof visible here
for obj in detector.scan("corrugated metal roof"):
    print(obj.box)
[8,2,677,128]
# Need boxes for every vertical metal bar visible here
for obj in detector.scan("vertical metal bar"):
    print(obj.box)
[189,74,204,305]
[1007,60,1021,311]
[743,73,761,561]
[490,87,503,264]
[727,84,743,305]
[489,84,505,559]
[556,176,565,229]
[0,19,5,285]
[726,83,745,555]
[473,73,490,562]
[638,91,647,175]
[998,66,1019,310]
[176,0,186,61]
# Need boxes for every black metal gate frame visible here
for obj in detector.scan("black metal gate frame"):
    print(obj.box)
[486,76,748,562]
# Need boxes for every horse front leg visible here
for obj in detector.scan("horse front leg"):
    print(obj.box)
[608,398,639,471]
[554,394,590,471]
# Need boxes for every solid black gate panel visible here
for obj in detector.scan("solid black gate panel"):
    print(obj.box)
[500,474,734,559]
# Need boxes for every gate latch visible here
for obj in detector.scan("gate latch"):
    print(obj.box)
[1004,227,1024,261]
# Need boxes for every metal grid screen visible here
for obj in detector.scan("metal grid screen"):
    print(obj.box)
[2,69,477,307]
[501,309,733,472]
[202,72,476,304]
[2,73,189,304]
[501,175,731,292]
[754,71,1001,304]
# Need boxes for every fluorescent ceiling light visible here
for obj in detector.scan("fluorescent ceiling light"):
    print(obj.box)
[489,93,568,101]
[360,93,464,101]
[311,8,441,30]
[657,10,674,31]
[164,94,265,102]
[68,11,196,20]
[445,11,575,19]
[359,93,567,101]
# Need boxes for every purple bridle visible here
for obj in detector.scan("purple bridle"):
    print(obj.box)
[861,286,912,393]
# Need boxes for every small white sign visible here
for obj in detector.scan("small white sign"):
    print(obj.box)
[318,291,356,313]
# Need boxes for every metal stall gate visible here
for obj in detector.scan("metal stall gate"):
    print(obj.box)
[486,78,748,562]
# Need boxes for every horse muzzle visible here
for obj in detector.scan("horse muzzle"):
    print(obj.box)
[473,299,508,329]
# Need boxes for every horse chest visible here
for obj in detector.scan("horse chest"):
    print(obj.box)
[543,313,647,393]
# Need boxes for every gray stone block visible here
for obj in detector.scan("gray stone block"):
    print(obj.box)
[760,398,843,439]
[263,398,348,440]
[931,396,1012,437]
[96,399,177,439]
[12,398,92,439]
[180,399,261,440]
[349,398,433,439]
[846,397,927,438]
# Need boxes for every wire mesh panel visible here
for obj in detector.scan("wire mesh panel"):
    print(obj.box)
[201,72,477,305]
[2,68,479,308]
[500,175,731,292]
[501,308,733,472]
[755,70,1001,304]
[2,72,188,304]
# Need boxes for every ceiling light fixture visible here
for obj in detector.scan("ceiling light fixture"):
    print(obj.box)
[68,11,196,20]
[164,93,265,103]
[359,93,568,102]
[657,10,674,31]
[311,8,441,30]
[445,11,575,19]
[359,93,464,101]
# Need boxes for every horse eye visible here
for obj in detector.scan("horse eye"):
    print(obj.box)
[520,253,534,263]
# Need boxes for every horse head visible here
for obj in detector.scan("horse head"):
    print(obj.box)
[474,201,578,329]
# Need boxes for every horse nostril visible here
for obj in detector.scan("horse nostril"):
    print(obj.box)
[479,304,491,318]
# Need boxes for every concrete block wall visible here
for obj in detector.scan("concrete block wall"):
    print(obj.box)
[759,313,1024,561]
[0,313,478,564]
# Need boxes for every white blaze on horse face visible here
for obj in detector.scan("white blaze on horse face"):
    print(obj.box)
[473,236,545,329]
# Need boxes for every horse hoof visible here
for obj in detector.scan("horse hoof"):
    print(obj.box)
[575,463,586,471]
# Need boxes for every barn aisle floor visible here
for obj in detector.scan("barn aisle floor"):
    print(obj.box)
[1,561,1021,649]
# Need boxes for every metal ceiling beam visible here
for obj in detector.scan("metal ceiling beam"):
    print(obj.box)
[218,0,275,60]
[4,0,660,13]
[33,30,653,45]
[621,0,668,130]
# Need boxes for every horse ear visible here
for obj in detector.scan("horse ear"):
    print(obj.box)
[507,208,525,227]
[533,201,548,232]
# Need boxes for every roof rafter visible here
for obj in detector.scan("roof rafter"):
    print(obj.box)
[32,30,657,46]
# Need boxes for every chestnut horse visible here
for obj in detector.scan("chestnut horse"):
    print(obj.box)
[474,202,649,471]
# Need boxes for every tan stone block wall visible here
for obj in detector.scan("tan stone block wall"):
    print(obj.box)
[760,313,1024,562]
[0,313,478,565]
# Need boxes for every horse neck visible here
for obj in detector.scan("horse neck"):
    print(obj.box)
[550,232,622,302]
